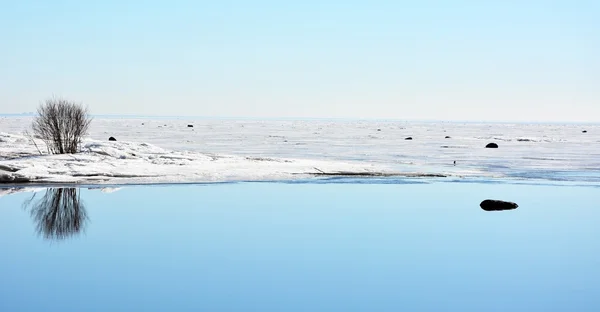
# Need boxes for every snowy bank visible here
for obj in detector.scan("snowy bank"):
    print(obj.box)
[2,117,599,184]
[0,133,404,184]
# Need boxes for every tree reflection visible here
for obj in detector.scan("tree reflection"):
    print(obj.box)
[28,188,88,241]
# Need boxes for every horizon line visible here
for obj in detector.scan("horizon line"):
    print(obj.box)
[1,113,598,125]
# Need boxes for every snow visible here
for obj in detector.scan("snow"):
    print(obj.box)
[0,186,122,197]
[0,186,45,197]
[0,133,389,184]
[1,116,599,185]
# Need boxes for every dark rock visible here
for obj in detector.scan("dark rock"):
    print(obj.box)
[582,130,587,133]
[142,123,144,125]
[188,125,194,128]
[445,136,451,139]
[480,199,518,211]
[108,137,116,141]
[377,129,381,131]
[405,137,413,140]
[485,143,498,148]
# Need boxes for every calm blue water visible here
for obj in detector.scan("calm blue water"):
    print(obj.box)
[0,182,599,311]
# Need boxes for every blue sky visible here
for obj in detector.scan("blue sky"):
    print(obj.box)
[1,0,598,121]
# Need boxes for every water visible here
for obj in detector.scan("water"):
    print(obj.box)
[0,182,599,311]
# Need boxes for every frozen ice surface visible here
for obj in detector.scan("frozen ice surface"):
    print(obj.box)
[1,116,599,184]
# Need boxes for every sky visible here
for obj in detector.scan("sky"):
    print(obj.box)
[0,0,598,122]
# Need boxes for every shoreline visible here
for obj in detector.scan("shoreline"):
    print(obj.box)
[1,175,599,191]
[2,119,599,185]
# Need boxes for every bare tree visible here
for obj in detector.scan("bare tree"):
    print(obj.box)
[28,188,88,241]
[32,97,92,154]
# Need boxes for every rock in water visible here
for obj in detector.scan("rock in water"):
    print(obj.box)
[405,137,413,140]
[480,199,518,211]
[108,137,117,141]
[485,143,498,148]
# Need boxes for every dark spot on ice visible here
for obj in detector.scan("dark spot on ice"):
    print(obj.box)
[485,143,498,148]
[582,130,587,133]
[188,125,194,128]
[405,137,413,140]
[108,137,117,141]
[445,136,451,139]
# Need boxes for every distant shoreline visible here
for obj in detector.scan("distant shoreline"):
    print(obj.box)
[1,114,599,125]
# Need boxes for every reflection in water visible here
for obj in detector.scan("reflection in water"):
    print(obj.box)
[26,188,88,241]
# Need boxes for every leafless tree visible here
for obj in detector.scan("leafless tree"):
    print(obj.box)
[28,188,88,241]
[32,97,92,154]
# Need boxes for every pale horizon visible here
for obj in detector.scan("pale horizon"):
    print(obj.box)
[1,1,598,122]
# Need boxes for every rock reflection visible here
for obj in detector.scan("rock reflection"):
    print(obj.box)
[27,188,88,241]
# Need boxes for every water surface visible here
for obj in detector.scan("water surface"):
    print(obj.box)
[0,182,598,311]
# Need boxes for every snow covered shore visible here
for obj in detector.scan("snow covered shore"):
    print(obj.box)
[1,117,598,185]
[0,132,399,184]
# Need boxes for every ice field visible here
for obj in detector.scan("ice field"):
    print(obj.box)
[1,116,598,185]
